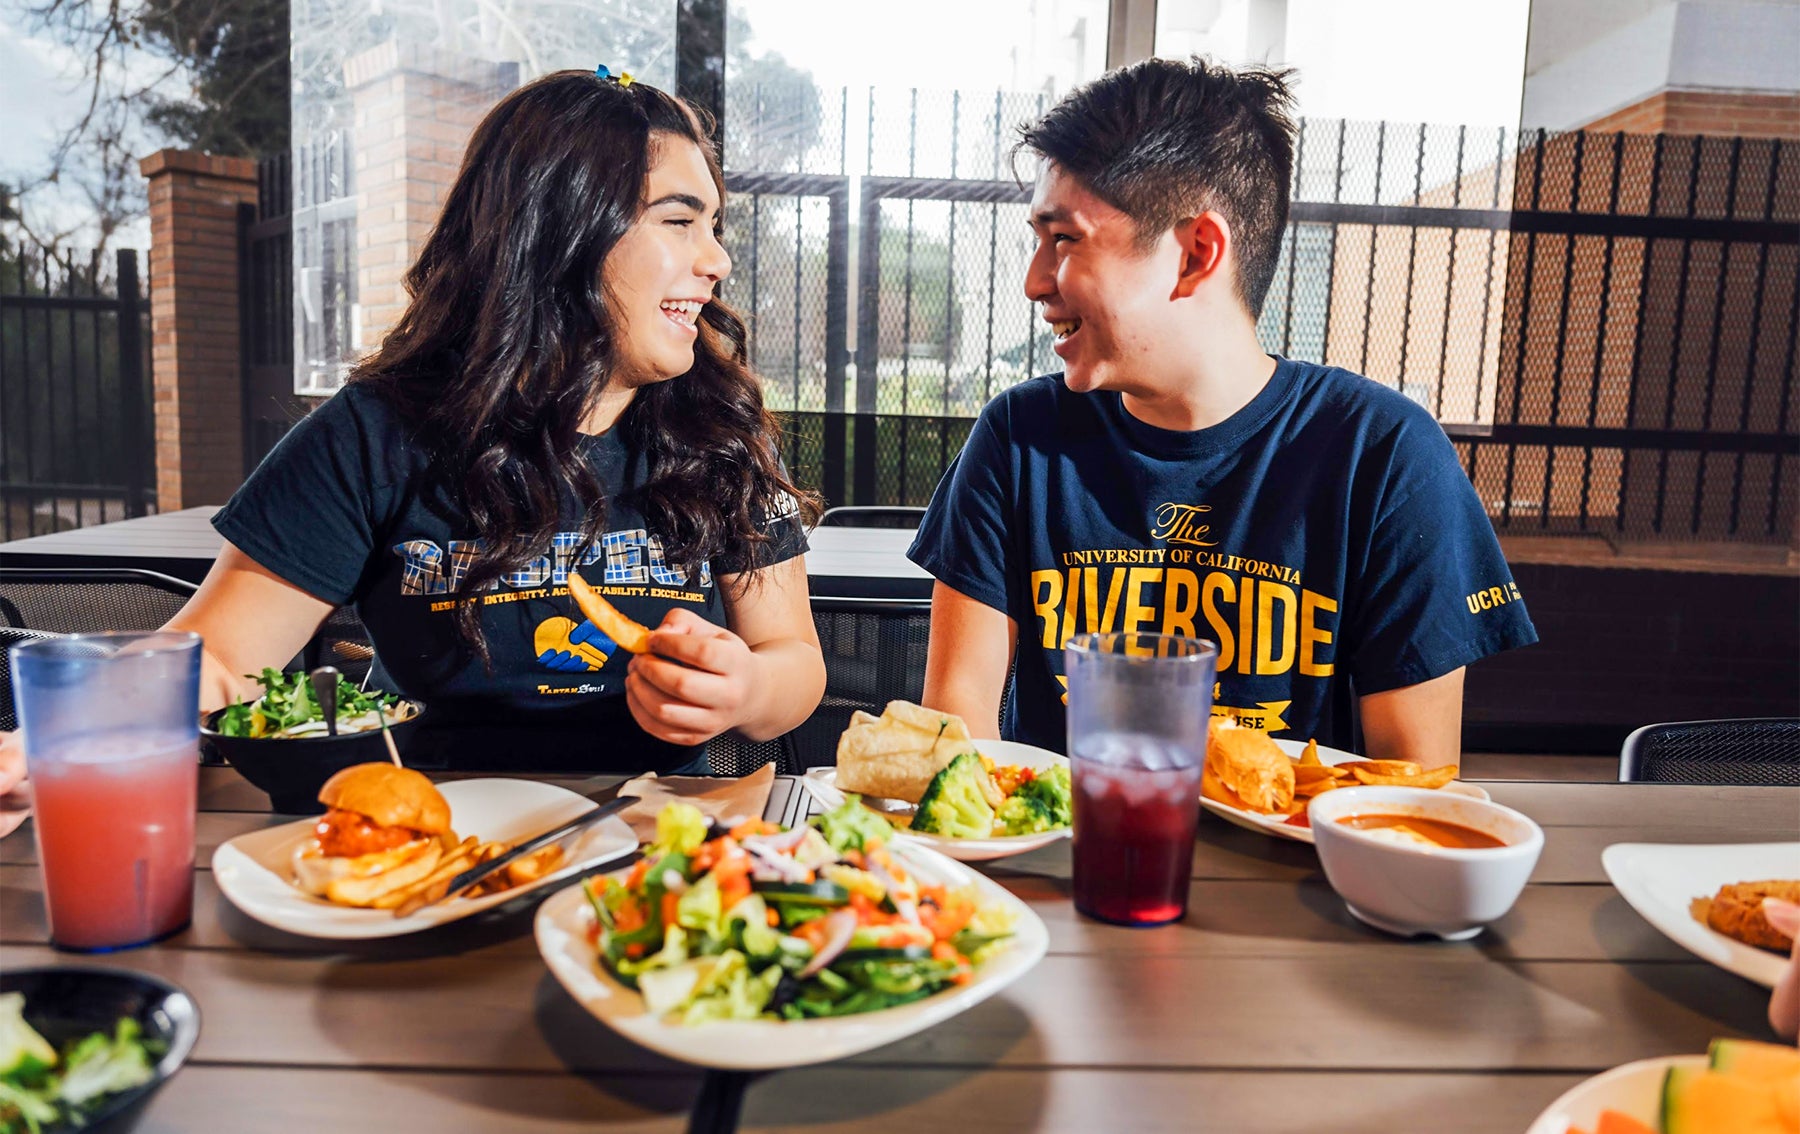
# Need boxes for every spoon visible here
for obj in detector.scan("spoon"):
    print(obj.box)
[310,666,341,738]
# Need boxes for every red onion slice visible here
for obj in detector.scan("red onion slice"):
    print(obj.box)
[797,907,859,978]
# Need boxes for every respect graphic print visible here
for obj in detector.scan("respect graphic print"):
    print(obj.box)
[390,527,711,681]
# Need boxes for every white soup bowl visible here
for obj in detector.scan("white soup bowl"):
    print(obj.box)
[1308,786,1544,941]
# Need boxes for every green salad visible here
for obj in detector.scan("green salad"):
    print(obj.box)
[909,753,1073,839]
[214,668,403,739]
[585,800,1016,1025]
[0,993,160,1134]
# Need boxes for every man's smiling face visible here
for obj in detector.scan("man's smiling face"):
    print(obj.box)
[1023,161,1190,398]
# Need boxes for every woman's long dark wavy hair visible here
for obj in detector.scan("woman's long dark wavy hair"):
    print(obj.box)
[353,70,818,664]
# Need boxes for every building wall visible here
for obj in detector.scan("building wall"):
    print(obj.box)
[1522,0,1799,132]
[1585,89,1800,139]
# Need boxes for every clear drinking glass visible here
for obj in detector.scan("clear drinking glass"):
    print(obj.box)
[1066,633,1218,926]
[12,632,202,951]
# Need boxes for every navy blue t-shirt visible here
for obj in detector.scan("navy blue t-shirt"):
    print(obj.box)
[213,381,807,772]
[907,359,1537,754]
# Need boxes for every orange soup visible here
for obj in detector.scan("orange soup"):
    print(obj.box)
[1336,813,1506,849]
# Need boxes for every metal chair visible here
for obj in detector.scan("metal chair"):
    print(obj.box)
[1620,718,1800,786]
[0,627,68,732]
[0,568,197,633]
[705,732,798,777]
[815,506,927,530]
[786,596,933,768]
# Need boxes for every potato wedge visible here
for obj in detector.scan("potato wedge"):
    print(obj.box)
[1347,763,1460,789]
[1337,759,1423,777]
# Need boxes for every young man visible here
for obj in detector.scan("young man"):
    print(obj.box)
[907,57,1537,768]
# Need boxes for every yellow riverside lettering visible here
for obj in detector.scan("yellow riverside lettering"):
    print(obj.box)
[1029,564,1337,678]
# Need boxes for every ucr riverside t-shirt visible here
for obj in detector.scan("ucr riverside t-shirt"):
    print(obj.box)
[907,358,1538,754]
[213,381,807,772]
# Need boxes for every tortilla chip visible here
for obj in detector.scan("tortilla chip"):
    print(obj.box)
[881,700,972,743]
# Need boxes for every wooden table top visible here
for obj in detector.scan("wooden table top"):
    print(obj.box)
[0,510,932,599]
[1,768,1794,1133]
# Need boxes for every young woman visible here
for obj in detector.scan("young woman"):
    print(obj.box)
[0,70,825,785]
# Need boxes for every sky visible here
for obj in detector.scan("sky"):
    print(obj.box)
[736,0,1531,128]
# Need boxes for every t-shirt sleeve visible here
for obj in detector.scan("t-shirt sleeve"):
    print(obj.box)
[210,390,389,606]
[713,483,810,576]
[907,401,1015,614]
[1343,428,1539,694]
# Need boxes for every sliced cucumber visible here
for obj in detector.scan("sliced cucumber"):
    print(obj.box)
[753,879,851,906]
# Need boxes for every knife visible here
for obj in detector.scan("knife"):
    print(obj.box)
[394,794,639,918]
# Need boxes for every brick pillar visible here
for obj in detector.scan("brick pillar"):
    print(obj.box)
[343,43,515,353]
[139,150,258,511]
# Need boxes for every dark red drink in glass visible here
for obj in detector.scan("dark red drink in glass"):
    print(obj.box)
[1070,733,1203,925]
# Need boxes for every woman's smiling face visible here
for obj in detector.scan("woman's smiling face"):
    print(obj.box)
[603,134,732,387]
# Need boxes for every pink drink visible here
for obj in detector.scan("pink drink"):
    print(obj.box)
[1071,733,1202,926]
[31,729,198,951]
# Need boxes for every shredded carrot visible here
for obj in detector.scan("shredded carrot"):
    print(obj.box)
[690,839,720,874]
[624,941,647,959]
[720,877,751,911]
[626,858,651,890]
[614,898,647,934]
[766,907,781,927]
[918,890,975,940]
[661,892,680,928]
[729,818,779,840]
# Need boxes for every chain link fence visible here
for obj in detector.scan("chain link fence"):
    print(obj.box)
[720,84,1797,544]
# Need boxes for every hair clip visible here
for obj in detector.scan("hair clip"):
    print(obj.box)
[594,64,634,87]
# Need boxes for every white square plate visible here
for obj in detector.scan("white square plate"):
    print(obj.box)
[212,778,637,939]
[534,839,1049,1069]
[799,738,1070,861]
[1198,739,1490,844]
[1602,840,1798,988]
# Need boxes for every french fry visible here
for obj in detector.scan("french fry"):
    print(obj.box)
[1347,763,1460,789]
[1293,764,1343,785]
[1338,759,1423,777]
[1298,739,1322,766]
[373,838,479,910]
[504,844,566,889]
[567,573,651,654]
[1294,776,1340,798]
[468,841,512,894]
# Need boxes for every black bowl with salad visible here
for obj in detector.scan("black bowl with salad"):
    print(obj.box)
[0,966,199,1134]
[200,668,424,814]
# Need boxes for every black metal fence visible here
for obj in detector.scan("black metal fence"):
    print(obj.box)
[240,151,305,472]
[722,86,1798,544]
[0,244,154,540]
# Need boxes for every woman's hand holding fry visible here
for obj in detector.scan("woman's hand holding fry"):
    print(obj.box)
[625,607,760,747]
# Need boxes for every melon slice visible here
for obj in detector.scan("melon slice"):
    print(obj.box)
[1709,1038,1800,1083]
[1662,1063,1794,1134]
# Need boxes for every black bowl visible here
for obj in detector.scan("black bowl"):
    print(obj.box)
[200,701,427,814]
[0,966,200,1134]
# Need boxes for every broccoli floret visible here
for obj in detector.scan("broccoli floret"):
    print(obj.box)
[995,794,1055,836]
[911,752,996,838]
[1014,764,1072,827]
